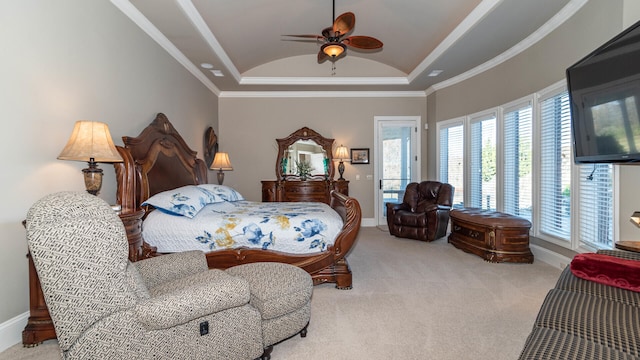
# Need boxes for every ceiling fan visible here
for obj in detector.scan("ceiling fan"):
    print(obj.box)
[283,0,383,63]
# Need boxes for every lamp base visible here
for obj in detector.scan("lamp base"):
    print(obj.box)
[338,161,345,181]
[217,170,225,185]
[82,159,103,196]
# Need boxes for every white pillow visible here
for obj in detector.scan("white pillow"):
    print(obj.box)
[142,185,215,218]
[197,184,245,202]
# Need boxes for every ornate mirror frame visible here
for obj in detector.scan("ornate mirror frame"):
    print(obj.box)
[276,127,335,181]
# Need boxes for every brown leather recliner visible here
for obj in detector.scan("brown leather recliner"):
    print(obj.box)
[386,181,455,242]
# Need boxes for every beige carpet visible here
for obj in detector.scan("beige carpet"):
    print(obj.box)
[0,227,562,360]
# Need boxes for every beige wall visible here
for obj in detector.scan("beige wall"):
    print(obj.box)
[219,96,427,218]
[4,0,640,345]
[426,0,640,243]
[0,1,217,326]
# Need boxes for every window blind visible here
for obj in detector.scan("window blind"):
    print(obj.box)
[579,164,613,248]
[439,124,464,208]
[539,91,572,241]
[503,104,533,220]
[469,115,496,210]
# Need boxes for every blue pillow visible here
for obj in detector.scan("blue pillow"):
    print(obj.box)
[142,185,214,218]
[197,184,245,202]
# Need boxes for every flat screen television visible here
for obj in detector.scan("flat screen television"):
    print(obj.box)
[567,20,640,164]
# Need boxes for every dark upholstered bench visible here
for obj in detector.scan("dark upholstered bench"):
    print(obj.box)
[518,249,640,359]
[448,208,533,263]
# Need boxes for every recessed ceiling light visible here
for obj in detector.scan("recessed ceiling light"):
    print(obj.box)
[428,70,443,77]
[210,69,224,77]
[200,63,214,69]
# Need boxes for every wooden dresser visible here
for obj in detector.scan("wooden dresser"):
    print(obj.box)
[262,126,350,204]
[262,179,349,204]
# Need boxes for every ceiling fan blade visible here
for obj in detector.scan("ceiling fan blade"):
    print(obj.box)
[343,36,383,49]
[333,12,355,35]
[317,49,329,63]
[282,34,325,40]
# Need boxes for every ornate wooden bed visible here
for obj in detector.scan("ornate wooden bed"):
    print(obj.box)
[115,113,362,289]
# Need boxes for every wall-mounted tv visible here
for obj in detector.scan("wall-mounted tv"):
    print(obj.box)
[567,20,640,164]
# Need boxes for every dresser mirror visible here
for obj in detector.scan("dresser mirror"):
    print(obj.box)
[276,127,335,180]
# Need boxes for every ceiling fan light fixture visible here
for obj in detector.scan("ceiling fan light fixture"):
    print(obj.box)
[322,42,346,57]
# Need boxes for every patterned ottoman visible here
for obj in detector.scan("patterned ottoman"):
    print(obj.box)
[226,262,313,358]
[448,208,533,263]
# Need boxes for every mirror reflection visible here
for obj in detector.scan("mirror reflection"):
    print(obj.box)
[282,140,328,176]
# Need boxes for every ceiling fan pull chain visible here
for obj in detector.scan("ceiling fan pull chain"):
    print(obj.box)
[331,62,337,76]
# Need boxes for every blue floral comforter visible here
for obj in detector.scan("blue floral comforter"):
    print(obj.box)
[143,201,344,254]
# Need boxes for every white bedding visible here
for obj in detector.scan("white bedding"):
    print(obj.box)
[143,200,344,254]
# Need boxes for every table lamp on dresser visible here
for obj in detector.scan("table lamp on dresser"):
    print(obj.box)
[334,145,350,181]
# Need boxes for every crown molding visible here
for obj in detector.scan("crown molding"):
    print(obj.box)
[408,0,503,83]
[176,0,241,82]
[219,91,427,98]
[113,0,586,98]
[110,0,221,96]
[431,0,588,91]
[239,76,410,86]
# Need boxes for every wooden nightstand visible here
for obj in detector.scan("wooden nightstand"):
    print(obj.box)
[615,241,640,253]
[22,209,145,346]
[119,209,145,261]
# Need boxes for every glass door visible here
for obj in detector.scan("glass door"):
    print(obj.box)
[375,117,420,226]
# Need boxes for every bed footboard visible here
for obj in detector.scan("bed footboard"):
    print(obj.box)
[201,191,361,289]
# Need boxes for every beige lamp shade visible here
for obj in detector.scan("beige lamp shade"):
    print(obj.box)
[58,121,122,195]
[631,211,640,227]
[334,145,350,161]
[57,121,122,163]
[211,152,233,171]
[322,42,346,57]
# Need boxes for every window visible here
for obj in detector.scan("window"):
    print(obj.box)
[438,121,464,208]
[538,91,572,241]
[503,103,533,220]
[578,164,613,249]
[469,113,497,210]
[436,81,616,251]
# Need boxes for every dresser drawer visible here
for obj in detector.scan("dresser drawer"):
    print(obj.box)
[283,181,330,202]
[262,179,349,204]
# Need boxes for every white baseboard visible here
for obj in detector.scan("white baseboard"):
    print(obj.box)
[530,244,572,270]
[361,218,376,227]
[0,312,28,352]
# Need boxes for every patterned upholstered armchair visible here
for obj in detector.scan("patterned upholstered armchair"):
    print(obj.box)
[386,181,454,242]
[26,192,264,360]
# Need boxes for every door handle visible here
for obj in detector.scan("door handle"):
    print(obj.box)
[379,180,382,190]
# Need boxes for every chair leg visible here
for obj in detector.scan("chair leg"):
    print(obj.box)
[258,345,273,360]
[257,322,308,359]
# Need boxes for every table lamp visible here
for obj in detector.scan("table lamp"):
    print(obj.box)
[334,145,350,181]
[57,121,123,195]
[211,152,233,185]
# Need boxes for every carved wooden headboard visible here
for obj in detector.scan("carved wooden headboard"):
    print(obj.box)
[115,113,208,213]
